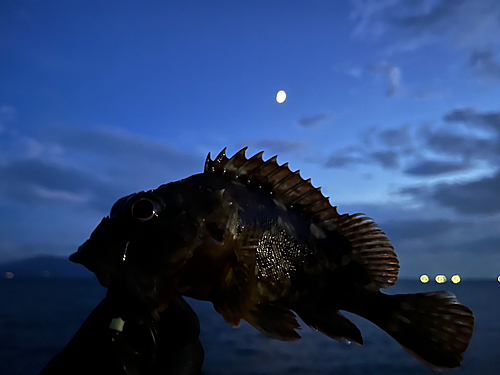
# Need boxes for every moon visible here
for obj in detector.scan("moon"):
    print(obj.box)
[276,90,287,103]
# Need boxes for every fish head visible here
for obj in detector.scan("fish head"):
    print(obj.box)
[70,189,204,311]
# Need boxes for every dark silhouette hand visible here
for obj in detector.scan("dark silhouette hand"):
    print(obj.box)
[40,288,204,375]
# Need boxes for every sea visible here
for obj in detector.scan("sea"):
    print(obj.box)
[0,278,498,375]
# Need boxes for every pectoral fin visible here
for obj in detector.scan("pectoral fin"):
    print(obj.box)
[214,226,262,329]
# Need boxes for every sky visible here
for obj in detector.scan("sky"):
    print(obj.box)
[1,0,500,279]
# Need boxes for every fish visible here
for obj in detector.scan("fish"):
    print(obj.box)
[70,147,474,371]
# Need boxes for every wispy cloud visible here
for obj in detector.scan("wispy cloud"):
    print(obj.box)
[443,107,500,133]
[319,107,500,178]
[1,125,208,212]
[382,218,462,243]
[351,0,500,51]
[365,62,442,99]
[46,126,203,192]
[368,61,401,97]
[401,170,500,216]
[51,126,200,170]
[470,50,500,80]
[377,124,412,147]
[0,158,117,211]
[432,171,500,215]
[421,125,498,163]
[404,159,470,176]
[324,146,365,168]
[370,150,399,168]
[0,124,210,262]
[325,154,363,168]
[297,113,328,127]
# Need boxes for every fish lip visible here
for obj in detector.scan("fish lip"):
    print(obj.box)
[69,247,112,287]
[69,248,84,264]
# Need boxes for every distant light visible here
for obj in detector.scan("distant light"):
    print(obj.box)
[420,274,429,283]
[435,275,447,284]
[276,90,287,103]
[451,275,461,284]
[4,272,14,279]
[498,275,500,283]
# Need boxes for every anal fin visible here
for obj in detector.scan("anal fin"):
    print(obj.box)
[299,309,363,345]
[246,303,301,341]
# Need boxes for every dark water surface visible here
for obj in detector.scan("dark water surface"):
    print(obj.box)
[0,279,498,375]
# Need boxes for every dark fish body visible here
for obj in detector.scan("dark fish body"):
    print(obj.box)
[71,148,474,371]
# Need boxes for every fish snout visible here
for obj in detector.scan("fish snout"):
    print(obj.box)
[69,245,85,264]
[69,242,112,287]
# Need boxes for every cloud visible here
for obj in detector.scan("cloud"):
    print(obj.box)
[408,89,444,100]
[382,218,461,243]
[443,107,500,133]
[51,126,200,169]
[365,63,444,100]
[349,202,500,276]
[321,107,500,179]
[470,50,500,79]
[431,171,500,215]
[421,126,498,164]
[377,125,412,148]
[450,233,500,254]
[318,105,500,220]
[350,0,500,53]
[45,126,205,193]
[400,170,500,215]
[297,114,328,127]
[350,0,398,39]
[324,146,365,168]
[393,1,463,30]
[368,62,401,97]
[0,125,215,264]
[240,139,307,155]
[324,124,413,170]
[0,125,205,212]
[0,158,117,211]
[325,154,363,168]
[377,214,500,277]
[404,159,471,176]
[370,150,399,168]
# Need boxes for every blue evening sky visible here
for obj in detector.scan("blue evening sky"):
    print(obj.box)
[1,1,500,278]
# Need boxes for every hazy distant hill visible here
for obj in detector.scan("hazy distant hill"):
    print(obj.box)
[0,255,93,278]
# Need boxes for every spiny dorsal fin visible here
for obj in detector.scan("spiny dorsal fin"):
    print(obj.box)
[205,148,336,220]
[205,148,399,289]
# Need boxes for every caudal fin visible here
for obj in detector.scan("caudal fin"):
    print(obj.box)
[371,291,474,371]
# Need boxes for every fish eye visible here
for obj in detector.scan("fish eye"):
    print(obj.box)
[131,198,158,221]
[110,194,135,218]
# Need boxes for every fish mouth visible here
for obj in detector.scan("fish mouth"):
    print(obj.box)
[70,236,188,320]
[70,246,181,317]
